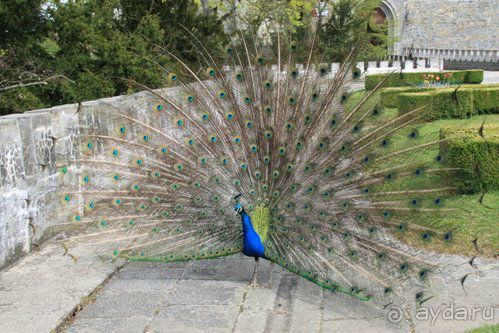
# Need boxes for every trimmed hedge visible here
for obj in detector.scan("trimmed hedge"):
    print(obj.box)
[365,69,484,90]
[379,86,434,108]
[398,85,499,121]
[473,87,499,114]
[464,69,484,84]
[440,123,499,194]
[379,83,498,109]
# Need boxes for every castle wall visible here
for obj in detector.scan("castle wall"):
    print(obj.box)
[382,0,498,62]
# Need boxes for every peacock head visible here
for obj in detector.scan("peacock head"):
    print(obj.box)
[234,202,245,215]
[233,194,246,216]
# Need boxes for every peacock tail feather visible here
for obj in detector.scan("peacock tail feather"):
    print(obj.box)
[55,30,470,303]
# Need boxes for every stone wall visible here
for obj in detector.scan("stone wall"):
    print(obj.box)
[444,60,499,71]
[381,0,498,61]
[0,105,78,268]
[0,91,167,269]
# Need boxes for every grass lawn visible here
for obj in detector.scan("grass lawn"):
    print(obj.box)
[346,90,498,258]
[466,324,499,333]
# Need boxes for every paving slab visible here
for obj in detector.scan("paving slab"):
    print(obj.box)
[67,318,150,333]
[0,242,122,333]
[76,289,171,319]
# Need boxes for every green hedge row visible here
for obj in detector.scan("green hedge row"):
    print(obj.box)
[397,85,499,121]
[379,84,498,108]
[365,69,484,90]
[440,123,499,194]
[379,86,434,108]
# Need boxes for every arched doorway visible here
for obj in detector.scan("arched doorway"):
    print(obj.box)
[371,7,388,25]
[367,7,388,48]
[376,1,397,54]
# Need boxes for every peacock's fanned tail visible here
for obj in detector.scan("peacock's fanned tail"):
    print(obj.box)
[56,32,466,303]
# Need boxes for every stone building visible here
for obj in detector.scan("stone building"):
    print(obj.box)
[374,0,498,69]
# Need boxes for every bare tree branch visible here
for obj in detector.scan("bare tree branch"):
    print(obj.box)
[0,75,74,92]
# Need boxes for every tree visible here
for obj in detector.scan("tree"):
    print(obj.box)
[0,0,54,114]
[318,0,390,63]
[0,0,230,114]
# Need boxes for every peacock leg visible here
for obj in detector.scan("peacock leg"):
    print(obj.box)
[249,257,260,288]
[264,261,274,289]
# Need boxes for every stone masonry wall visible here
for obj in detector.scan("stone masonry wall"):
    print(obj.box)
[0,89,177,269]
[403,0,497,50]
[380,0,498,58]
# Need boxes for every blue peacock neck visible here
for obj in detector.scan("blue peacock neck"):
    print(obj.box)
[237,207,266,259]
[240,209,254,233]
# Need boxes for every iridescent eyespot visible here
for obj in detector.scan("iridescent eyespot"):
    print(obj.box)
[264,130,273,139]
[206,67,216,77]
[168,73,177,81]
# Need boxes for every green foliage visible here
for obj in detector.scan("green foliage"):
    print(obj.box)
[365,70,484,90]
[466,324,499,333]
[397,85,499,121]
[464,69,484,84]
[379,86,434,108]
[0,88,45,116]
[0,0,229,114]
[440,123,499,194]
[379,84,498,109]
[236,0,313,29]
[348,92,498,256]
[59,71,116,103]
[473,87,499,114]
[0,1,53,114]
[397,91,433,118]
[0,0,46,47]
[318,0,389,62]
[118,0,228,67]
[397,90,474,121]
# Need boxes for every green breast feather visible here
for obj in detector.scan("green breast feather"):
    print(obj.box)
[250,205,270,243]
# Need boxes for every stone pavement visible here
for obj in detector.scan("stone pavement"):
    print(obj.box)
[483,71,499,84]
[63,254,498,333]
[64,257,393,333]
[0,243,123,333]
[0,242,498,333]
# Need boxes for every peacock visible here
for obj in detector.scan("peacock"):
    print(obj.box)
[55,29,469,305]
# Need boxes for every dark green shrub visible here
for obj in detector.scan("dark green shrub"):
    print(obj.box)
[0,88,45,116]
[398,85,499,120]
[440,124,499,193]
[464,70,484,84]
[352,67,362,80]
[380,84,498,109]
[398,92,432,118]
[431,89,474,120]
[379,87,434,108]
[473,88,499,114]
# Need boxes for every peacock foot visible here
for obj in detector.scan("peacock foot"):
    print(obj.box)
[247,281,262,288]
[263,282,273,289]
